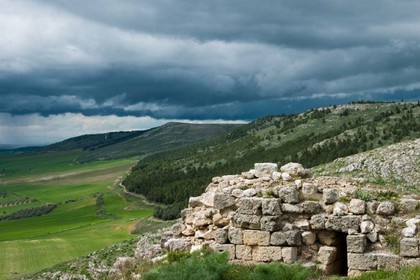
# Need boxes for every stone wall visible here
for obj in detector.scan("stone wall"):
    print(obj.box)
[165,163,420,276]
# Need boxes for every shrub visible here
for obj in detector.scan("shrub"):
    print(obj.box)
[249,263,313,280]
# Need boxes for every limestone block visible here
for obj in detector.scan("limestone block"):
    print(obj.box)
[281,173,292,181]
[375,253,401,270]
[165,239,192,252]
[253,246,283,262]
[243,230,270,246]
[400,238,419,257]
[262,198,282,215]
[213,213,230,227]
[181,208,193,220]
[231,189,244,198]
[333,202,348,216]
[192,212,212,228]
[272,171,282,180]
[210,244,235,260]
[171,223,184,237]
[302,231,316,245]
[347,234,367,253]
[242,188,257,197]
[325,215,361,232]
[279,187,300,204]
[232,213,261,229]
[366,232,378,242]
[260,216,282,232]
[402,227,416,238]
[270,230,301,246]
[237,197,263,215]
[235,245,253,260]
[318,231,336,246]
[349,199,366,214]
[294,219,310,230]
[366,201,379,214]
[317,246,337,265]
[282,203,304,213]
[302,201,322,214]
[302,183,317,195]
[310,214,326,230]
[360,220,375,234]
[323,188,338,204]
[204,229,216,240]
[282,247,298,263]
[215,228,228,244]
[280,162,311,178]
[181,225,195,236]
[406,218,420,229]
[228,227,243,245]
[213,193,236,210]
[295,179,302,188]
[376,201,395,216]
[254,163,278,178]
[347,270,363,277]
[242,171,256,179]
[399,199,419,214]
[347,253,377,270]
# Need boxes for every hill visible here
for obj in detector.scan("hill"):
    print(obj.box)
[123,102,420,219]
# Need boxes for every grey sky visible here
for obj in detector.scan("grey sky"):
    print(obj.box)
[1,0,419,146]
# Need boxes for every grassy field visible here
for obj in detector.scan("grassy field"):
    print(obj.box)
[0,151,152,280]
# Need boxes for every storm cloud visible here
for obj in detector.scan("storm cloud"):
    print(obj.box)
[1,0,420,145]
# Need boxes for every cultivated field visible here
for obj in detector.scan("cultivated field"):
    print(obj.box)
[0,151,152,279]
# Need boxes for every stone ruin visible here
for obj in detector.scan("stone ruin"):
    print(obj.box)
[164,163,420,276]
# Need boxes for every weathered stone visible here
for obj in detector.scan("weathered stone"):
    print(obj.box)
[318,231,336,246]
[366,232,378,242]
[302,183,316,195]
[242,188,257,197]
[282,247,298,263]
[294,219,310,230]
[347,270,363,277]
[279,187,300,204]
[366,201,379,214]
[271,171,282,180]
[231,189,244,198]
[402,227,416,238]
[399,199,419,214]
[323,188,338,204]
[214,193,236,210]
[270,230,301,246]
[182,225,195,236]
[317,246,337,265]
[254,163,278,178]
[262,198,282,215]
[260,216,282,232]
[171,223,184,237]
[294,179,302,188]
[376,201,395,216]
[347,253,377,270]
[235,245,253,260]
[325,215,361,232]
[360,220,375,234]
[242,171,255,179]
[310,214,327,229]
[347,235,367,253]
[213,213,230,227]
[375,253,401,270]
[299,201,320,214]
[333,202,348,216]
[280,162,309,177]
[243,230,270,246]
[237,197,262,215]
[302,231,316,245]
[281,173,293,181]
[281,203,304,213]
[210,244,235,260]
[253,246,283,262]
[180,207,193,220]
[349,199,366,214]
[165,239,192,252]
[228,227,243,245]
[192,212,212,228]
[232,213,261,229]
[215,228,228,244]
[406,218,420,229]
[400,238,419,257]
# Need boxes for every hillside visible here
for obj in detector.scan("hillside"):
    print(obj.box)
[313,138,420,194]
[123,102,420,219]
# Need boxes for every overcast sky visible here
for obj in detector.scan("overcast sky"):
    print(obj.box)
[1,0,420,147]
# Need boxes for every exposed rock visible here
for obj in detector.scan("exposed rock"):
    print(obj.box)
[349,199,366,214]
[279,187,300,204]
[280,162,311,178]
[254,163,278,178]
[400,238,419,257]
[323,188,338,204]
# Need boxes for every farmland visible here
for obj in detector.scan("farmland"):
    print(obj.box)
[0,151,152,279]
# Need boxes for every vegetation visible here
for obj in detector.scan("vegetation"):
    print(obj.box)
[0,204,56,221]
[123,102,420,219]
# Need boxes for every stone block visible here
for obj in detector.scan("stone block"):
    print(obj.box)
[302,231,316,245]
[282,247,298,263]
[302,201,322,214]
[310,214,326,229]
[243,230,270,246]
[237,197,263,215]
[360,220,375,234]
[228,227,243,245]
[235,245,253,260]
[260,216,282,232]
[215,228,228,244]
[279,187,300,204]
[325,215,361,232]
[270,230,301,246]
[347,270,363,277]
[294,219,310,230]
[254,163,278,178]
[262,198,282,215]
[243,188,257,197]
[347,234,367,253]
[280,162,311,178]
[165,239,192,252]
[399,199,419,214]
[282,203,304,213]
[318,231,336,246]
[210,244,235,260]
[375,253,401,270]
[214,193,236,210]
[366,201,379,214]
[323,188,338,204]
[232,213,261,229]
[253,246,283,262]
[302,183,316,195]
[349,199,366,214]
[333,202,348,216]
[347,253,377,271]
[376,201,395,216]
[402,227,416,238]
[400,238,419,257]
[317,246,337,265]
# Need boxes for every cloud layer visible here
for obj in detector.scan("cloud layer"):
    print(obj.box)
[1,1,420,145]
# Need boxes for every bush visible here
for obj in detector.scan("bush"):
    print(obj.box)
[249,263,313,280]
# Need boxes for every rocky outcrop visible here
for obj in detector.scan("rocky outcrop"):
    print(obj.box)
[166,162,420,276]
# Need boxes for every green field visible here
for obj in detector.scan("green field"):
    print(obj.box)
[0,151,152,280]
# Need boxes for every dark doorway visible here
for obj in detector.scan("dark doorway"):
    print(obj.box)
[334,231,348,276]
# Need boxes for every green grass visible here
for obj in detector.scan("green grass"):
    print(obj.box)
[0,151,153,279]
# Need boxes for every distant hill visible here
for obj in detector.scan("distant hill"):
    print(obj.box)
[123,102,420,219]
